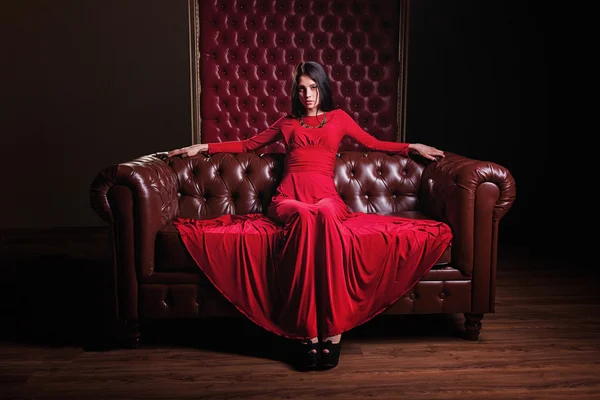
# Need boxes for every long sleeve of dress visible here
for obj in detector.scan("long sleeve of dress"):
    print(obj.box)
[208,115,287,154]
[342,112,410,157]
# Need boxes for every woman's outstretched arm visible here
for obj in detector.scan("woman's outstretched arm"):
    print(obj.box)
[341,111,444,161]
[167,115,288,157]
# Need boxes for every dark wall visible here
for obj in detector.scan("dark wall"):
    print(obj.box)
[1,0,191,229]
[2,0,553,258]
[406,1,552,257]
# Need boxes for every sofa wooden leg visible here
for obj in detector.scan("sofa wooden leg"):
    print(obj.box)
[463,313,484,341]
[121,319,141,349]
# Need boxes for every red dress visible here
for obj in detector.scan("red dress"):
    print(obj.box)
[174,110,452,339]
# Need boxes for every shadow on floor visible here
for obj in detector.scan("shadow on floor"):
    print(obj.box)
[0,253,116,348]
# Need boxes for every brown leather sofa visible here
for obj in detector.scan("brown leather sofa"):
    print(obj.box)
[90,149,516,347]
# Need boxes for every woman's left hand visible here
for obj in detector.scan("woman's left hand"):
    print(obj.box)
[408,143,445,161]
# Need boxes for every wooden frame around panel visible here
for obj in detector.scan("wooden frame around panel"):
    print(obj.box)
[397,0,410,143]
[187,0,410,144]
[188,0,201,145]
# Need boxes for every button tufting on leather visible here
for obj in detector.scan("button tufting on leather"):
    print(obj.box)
[198,0,402,154]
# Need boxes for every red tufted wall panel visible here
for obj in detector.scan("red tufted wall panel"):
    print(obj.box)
[195,0,403,153]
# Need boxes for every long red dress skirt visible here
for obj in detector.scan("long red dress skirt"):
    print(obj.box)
[174,175,452,340]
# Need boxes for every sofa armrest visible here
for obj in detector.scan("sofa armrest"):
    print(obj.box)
[90,152,179,289]
[90,152,179,225]
[420,152,516,310]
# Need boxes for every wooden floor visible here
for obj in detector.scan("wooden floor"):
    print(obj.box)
[1,229,599,399]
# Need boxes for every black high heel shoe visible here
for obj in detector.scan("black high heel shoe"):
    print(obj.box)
[321,339,342,369]
[297,340,320,371]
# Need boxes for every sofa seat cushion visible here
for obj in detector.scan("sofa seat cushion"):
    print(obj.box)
[154,221,209,278]
[154,212,456,278]
[384,210,452,261]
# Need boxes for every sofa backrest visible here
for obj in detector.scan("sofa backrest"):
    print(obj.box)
[195,0,405,153]
[168,151,424,220]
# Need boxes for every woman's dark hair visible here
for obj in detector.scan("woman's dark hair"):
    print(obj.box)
[290,61,334,117]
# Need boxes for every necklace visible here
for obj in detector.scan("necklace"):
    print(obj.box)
[299,112,327,128]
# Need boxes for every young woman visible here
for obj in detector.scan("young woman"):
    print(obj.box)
[168,61,452,371]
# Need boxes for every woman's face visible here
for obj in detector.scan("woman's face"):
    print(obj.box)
[297,74,320,115]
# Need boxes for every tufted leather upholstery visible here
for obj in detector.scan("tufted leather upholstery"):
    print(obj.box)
[90,150,516,345]
[198,0,402,152]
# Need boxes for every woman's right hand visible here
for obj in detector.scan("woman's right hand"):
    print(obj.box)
[167,144,209,158]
